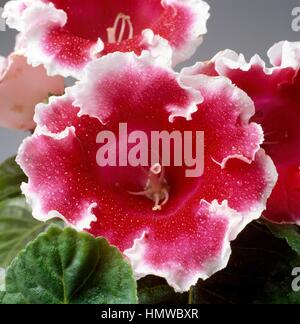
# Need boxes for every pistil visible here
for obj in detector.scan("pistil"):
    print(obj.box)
[129,163,170,211]
[107,13,134,44]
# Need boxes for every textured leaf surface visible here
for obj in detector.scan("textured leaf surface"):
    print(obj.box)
[0,197,48,267]
[138,276,187,304]
[265,222,300,255]
[191,222,300,304]
[0,157,27,201]
[1,226,137,304]
[255,256,300,304]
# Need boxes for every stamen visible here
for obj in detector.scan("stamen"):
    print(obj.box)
[161,189,169,206]
[128,163,170,212]
[107,13,134,44]
[153,193,162,211]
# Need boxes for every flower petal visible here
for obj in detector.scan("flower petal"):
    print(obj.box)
[17,52,277,291]
[4,0,210,77]
[156,0,210,65]
[179,74,264,167]
[184,41,300,225]
[68,51,202,125]
[0,52,64,130]
[4,0,100,78]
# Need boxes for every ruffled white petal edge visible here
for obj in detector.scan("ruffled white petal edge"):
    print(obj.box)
[16,127,98,231]
[68,51,203,125]
[0,268,5,292]
[16,47,203,231]
[140,29,173,68]
[180,73,264,167]
[162,0,210,66]
[125,150,277,293]
[33,93,75,136]
[239,149,278,228]
[2,0,34,30]
[35,54,264,177]
[183,41,300,78]
[4,0,209,77]
[3,0,103,79]
[268,41,300,69]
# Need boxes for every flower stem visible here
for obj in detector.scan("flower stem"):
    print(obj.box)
[188,286,195,304]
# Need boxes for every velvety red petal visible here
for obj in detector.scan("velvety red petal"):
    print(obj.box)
[179,75,263,166]
[186,41,300,224]
[4,0,209,77]
[69,52,202,125]
[18,53,277,291]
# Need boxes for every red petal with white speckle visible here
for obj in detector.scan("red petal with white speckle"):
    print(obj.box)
[4,0,210,78]
[184,41,300,225]
[18,52,277,291]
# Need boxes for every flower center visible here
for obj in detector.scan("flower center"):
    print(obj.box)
[107,13,134,43]
[128,163,170,211]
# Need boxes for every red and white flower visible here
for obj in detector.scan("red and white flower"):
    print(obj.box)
[183,41,300,225]
[0,52,64,130]
[4,0,210,78]
[17,51,277,292]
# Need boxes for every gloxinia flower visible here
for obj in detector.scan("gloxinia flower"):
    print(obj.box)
[0,52,64,130]
[3,0,210,78]
[182,41,300,225]
[17,51,277,292]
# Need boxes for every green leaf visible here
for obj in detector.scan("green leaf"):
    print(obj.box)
[1,226,137,304]
[0,268,5,291]
[0,292,5,303]
[0,197,49,267]
[191,222,300,304]
[265,222,300,255]
[255,255,300,304]
[0,156,27,201]
[138,276,187,304]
